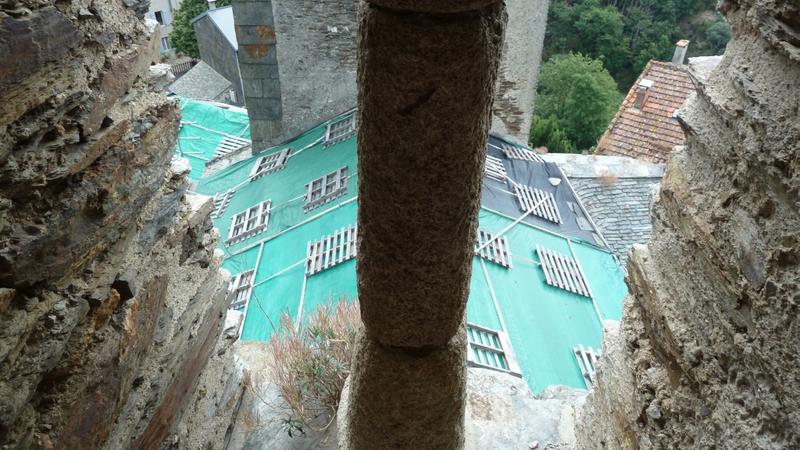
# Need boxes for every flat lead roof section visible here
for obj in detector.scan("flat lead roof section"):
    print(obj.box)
[481,135,606,247]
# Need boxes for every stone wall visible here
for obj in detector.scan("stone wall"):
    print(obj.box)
[490,0,549,145]
[576,0,800,448]
[0,1,230,448]
[234,0,547,150]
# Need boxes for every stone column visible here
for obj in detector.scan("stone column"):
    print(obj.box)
[342,1,506,448]
[231,0,282,153]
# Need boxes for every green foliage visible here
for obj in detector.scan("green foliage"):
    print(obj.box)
[262,300,361,436]
[706,18,731,54]
[171,0,231,58]
[529,116,575,154]
[544,0,721,89]
[531,54,621,152]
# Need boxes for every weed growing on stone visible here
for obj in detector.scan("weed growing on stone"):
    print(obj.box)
[266,299,361,437]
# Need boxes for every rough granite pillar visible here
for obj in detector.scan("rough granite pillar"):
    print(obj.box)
[343,0,506,448]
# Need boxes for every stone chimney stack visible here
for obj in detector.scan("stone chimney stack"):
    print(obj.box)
[634,78,654,109]
[207,0,216,9]
[672,39,690,65]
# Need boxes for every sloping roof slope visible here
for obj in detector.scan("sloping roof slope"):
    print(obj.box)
[595,61,695,164]
[544,153,664,266]
[191,6,237,50]
[168,61,232,103]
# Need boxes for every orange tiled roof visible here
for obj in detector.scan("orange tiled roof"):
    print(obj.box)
[595,61,695,164]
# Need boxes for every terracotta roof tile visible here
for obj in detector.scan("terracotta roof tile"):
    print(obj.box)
[595,61,695,164]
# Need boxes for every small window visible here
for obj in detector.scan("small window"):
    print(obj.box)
[160,36,171,52]
[501,143,544,163]
[250,148,291,179]
[304,167,348,212]
[573,344,601,387]
[475,229,512,268]
[484,155,507,182]
[214,135,250,159]
[306,225,357,276]
[535,245,592,298]
[466,323,521,376]
[226,200,271,245]
[513,184,562,223]
[154,10,164,25]
[229,270,254,310]
[323,113,357,148]
[212,190,235,218]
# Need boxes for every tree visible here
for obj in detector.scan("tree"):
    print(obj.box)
[171,0,230,58]
[531,53,621,152]
[706,18,731,54]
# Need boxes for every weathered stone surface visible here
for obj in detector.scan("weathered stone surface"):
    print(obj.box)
[0,1,231,448]
[576,0,800,448]
[465,369,585,450]
[491,0,550,144]
[356,0,506,347]
[0,7,82,90]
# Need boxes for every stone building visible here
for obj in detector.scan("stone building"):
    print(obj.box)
[191,5,245,105]
[145,0,183,56]
[231,0,550,152]
[174,100,630,394]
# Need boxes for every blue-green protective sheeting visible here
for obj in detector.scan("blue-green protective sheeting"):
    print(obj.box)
[183,102,629,394]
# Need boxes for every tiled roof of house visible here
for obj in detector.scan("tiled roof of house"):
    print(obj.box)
[595,61,695,164]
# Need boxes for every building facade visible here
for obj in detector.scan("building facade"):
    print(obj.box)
[178,100,629,393]
[146,0,182,56]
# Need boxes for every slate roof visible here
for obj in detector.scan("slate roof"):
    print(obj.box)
[191,6,237,50]
[595,61,695,164]
[543,153,664,266]
[167,61,232,103]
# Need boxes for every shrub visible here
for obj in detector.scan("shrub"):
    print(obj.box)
[265,299,361,438]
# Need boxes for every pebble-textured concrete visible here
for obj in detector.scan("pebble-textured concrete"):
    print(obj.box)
[356,0,506,348]
[342,0,505,447]
[576,0,800,448]
[342,330,469,449]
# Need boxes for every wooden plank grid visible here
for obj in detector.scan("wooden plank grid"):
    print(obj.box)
[212,190,234,218]
[536,245,592,298]
[501,143,545,163]
[475,229,512,268]
[573,344,601,386]
[214,135,251,158]
[513,184,563,223]
[323,113,357,148]
[485,155,508,181]
[306,225,358,276]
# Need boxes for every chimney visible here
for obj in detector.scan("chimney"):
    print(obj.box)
[672,39,690,65]
[634,79,654,109]
[207,0,216,10]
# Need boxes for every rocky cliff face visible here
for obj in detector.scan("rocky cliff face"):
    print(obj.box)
[0,1,230,448]
[576,0,800,448]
